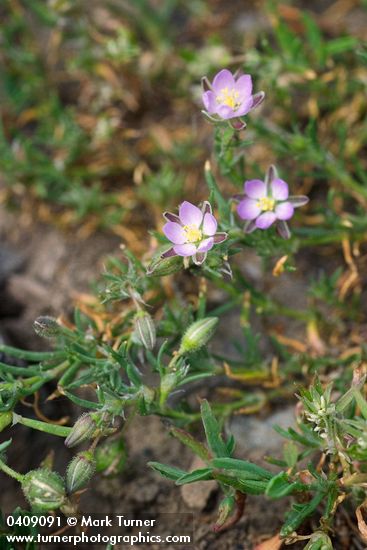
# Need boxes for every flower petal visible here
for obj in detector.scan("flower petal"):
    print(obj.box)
[275,201,294,220]
[216,104,236,119]
[271,178,289,200]
[203,213,217,236]
[288,195,309,208]
[212,69,235,92]
[277,220,291,240]
[197,237,214,253]
[244,179,266,199]
[202,90,217,114]
[255,212,276,229]
[173,243,197,256]
[163,222,186,244]
[213,232,228,243]
[233,97,254,117]
[237,198,261,220]
[179,201,203,227]
[234,74,252,99]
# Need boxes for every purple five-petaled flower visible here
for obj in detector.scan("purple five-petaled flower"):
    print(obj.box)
[201,69,265,129]
[162,201,227,266]
[236,165,309,239]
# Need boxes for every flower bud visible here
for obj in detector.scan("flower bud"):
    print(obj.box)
[213,495,235,532]
[352,364,367,388]
[33,316,61,338]
[160,372,178,398]
[147,255,182,277]
[66,451,95,493]
[133,311,156,350]
[95,438,127,476]
[22,469,66,512]
[136,385,156,415]
[65,413,97,448]
[0,412,12,432]
[179,317,218,354]
[304,531,333,550]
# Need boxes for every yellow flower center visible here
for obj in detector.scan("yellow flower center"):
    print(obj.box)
[257,197,275,212]
[183,225,202,243]
[217,87,240,110]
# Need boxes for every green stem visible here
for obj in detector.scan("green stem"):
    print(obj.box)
[0,345,66,362]
[325,156,367,199]
[13,413,72,438]
[208,270,313,322]
[50,360,70,377]
[0,457,24,483]
[0,362,41,377]
[159,394,266,424]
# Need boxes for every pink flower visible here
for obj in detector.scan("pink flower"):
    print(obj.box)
[202,69,265,128]
[236,166,309,239]
[162,201,227,266]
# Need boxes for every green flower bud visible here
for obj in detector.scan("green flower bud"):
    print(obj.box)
[95,438,127,476]
[65,413,97,448]
[0,412,12,432]
[160,372,178,398]
[147,255,182,277]
[140,385,155,405]
[213,495,235,532]
[133,311,156,350]
[179,317,218,354]
[33,316,61,338]
[66,451,95,493]
[304,532,333,550]
[22,469,66,512]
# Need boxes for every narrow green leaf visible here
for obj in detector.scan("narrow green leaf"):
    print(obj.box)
[175,468,213,485]
[281,491,324,537]
[354,390,367,420]
[204,163,231,220]
[0,345,65,362]
[266,471,308,499]
[211,457,273,480]
[325,36,359,56]
[126,360,142,386]
[148,462,187,481]
[283,441,299,468]
[170,427,211,462]
[63,390,102,410]
[0,439,12,454]
[201,400,228,458]
[176,373,213,387]
[226,434,236,457]
[213,473,268,495]
[335,387,355,413]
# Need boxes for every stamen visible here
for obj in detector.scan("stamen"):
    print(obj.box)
[183,225,202,243]
[217,87,241,110]
[257,197,275,212]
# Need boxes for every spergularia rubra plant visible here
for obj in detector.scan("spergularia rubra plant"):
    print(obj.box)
[236,165,309,239]
[162,201,227,265]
